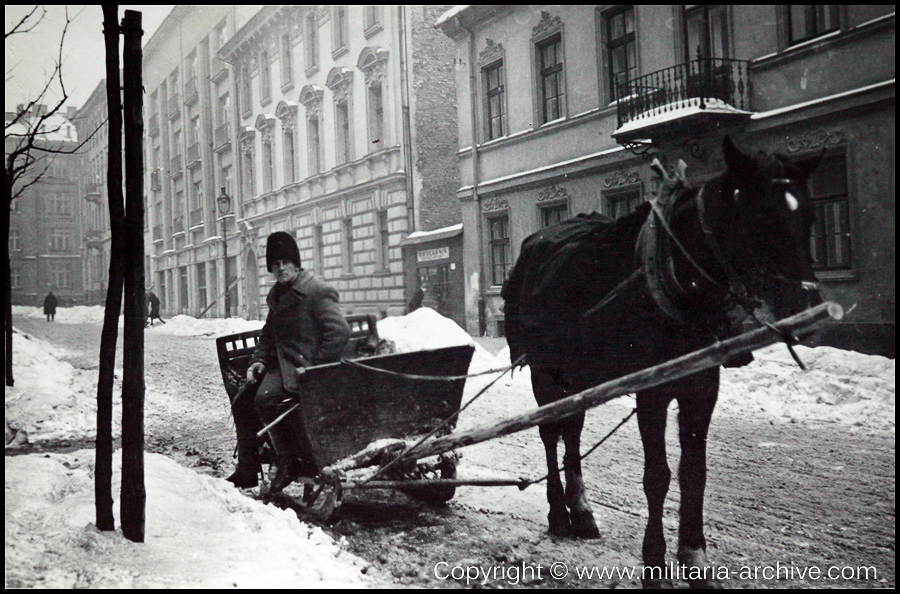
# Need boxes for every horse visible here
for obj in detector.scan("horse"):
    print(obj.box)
[502,136,822,587]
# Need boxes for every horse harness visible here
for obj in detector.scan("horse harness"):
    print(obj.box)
[637,179,750,325]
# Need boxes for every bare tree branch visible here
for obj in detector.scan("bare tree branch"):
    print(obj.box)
[4,6,46,39]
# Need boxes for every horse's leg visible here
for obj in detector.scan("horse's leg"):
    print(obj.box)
[636,390,673,587]
[532,366,571,537]
[561,412,600,538]
[675,370,720,588]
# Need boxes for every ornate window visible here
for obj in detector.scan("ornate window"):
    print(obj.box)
[488,215,511,286]
[327,68,354,164]
[532,13,565,125]
[808,151,852,272]
[300,85,324,174]
[276,101,299,184]
[255,114,276,192]
[240,127,257,199]
[605,186,643,219]
[684,5,730,60]
[479,38,507,141]
[358,47,388,150]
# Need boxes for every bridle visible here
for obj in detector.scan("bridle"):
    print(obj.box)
[638,173,814,367]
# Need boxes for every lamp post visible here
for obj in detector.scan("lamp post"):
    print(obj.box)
[216,187,232,318]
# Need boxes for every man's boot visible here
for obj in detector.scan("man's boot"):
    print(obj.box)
[268,425,302,493]
[227,385,263,489]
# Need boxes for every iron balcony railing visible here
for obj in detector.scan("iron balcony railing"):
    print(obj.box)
[616,57,751,129]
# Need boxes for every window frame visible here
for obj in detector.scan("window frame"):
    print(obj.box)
[534,33,566,126]
[803,147,856,278]
[603,184,644,220]
[603,5,637,104]
[482,59,507,141]
[787,5,841,45]
[487,213,512,287]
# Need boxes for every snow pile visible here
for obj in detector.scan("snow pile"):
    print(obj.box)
[495,343,894,430]
[5,329,107,442]
[148,314,264,338]
[720,344,895,430]
[377,308,499,373]
[13,305,110,324]
[5,450,379,588]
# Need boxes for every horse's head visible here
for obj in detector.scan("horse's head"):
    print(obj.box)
[721,136,823,319]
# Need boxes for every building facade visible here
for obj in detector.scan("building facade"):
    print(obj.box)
[438,5,894,356]
[142,6,258,319]
[74,82,113,305]
[219,5,460,320]
[7,106,85,306]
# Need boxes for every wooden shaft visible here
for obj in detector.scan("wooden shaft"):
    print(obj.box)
[327,302,842,471]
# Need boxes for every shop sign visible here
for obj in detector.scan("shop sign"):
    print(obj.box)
[416,246,449,263]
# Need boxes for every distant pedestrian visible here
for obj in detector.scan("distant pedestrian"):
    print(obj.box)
[43,291,58,322]
[407,284,426,314]
[147,291,165,325]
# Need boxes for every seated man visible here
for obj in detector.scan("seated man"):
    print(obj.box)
[227,231,350,491]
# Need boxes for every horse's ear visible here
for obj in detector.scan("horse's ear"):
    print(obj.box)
[723,135,754,174]
[798,149,824,179]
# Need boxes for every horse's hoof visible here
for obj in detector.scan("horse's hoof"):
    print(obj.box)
[677,547,721,589]
[641,577,675,589]
[570,510,600,539]
[548,509,572,537]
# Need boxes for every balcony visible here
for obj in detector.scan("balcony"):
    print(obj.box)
[168,94,181,120]
[149,113,159,137]
[189,207,203,228]
[85,183,102,202]
[184,78,199,105]
[150,168,162,190]
[187,142,202,169]
[214,122,231,152]
[613,58,752,144]
[170,154,183,178]
[211,60,229,83]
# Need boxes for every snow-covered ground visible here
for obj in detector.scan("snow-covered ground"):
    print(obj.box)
[5,307,895,587]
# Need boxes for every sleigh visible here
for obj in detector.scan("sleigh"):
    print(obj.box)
[216,304,841,519]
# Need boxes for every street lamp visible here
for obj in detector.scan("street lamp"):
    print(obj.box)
[216,187,232,318]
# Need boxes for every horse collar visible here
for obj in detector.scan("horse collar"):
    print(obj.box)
[637,183,690,322]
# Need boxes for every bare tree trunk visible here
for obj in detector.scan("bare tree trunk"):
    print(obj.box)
[120,9,145,543]
[95,4,122,533]
[4,188,12,387]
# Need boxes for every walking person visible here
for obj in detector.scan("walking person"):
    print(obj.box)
[226,231,350,491]
[43,291,58,322]
[147,291,165,325]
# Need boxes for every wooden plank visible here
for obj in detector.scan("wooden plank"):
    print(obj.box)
[324,302,842,472]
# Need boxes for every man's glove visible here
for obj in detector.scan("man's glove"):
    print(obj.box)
[247,362,266,383]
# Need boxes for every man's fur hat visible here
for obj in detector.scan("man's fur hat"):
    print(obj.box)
[266,231,301,272]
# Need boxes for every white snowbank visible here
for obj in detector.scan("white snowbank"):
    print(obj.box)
[377,308,499,374]
[13,304,110,324]
[147,314,264,337]
[5,450,378,588]
[719,344,895,430]
[5,329,108,442]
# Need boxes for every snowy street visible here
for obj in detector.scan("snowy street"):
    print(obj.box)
[5,307,896,588]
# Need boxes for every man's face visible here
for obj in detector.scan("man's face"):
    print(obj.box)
[272,259,300,285]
